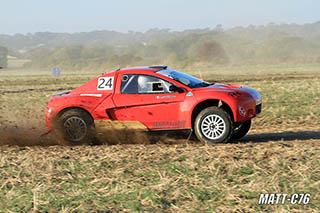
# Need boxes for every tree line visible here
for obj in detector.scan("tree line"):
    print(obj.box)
[0,46,8,68]
[1,22,320,70]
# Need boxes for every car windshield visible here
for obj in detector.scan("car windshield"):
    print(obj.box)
[157,69,211,88]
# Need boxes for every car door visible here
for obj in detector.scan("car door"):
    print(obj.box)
[112,73,187,129]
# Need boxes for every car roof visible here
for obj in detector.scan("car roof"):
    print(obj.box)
[118,65,167,73]
[100,65,169,77]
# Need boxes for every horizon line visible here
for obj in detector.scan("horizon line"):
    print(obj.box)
[1,20,319,36]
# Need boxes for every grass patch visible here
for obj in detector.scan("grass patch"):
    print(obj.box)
[0,143,319,211]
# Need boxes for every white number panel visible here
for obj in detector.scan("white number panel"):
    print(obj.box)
[97,77,114,90]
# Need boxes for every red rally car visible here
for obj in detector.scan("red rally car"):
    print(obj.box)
[46,65,262,143]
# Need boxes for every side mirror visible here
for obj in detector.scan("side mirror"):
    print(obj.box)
[169,85,184,93]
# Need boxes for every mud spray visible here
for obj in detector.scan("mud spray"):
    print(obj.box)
[0,100,192,146]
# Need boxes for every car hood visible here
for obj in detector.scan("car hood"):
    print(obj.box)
[207,83,242,90]
[192,83,262,103]
[192,83,242,91]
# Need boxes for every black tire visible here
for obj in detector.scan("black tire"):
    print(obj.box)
[194,107,233,143]
[231,120,251,140]
[57,109,94,144]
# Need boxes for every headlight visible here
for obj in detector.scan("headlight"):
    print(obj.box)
[256,97,262,105]
[249,90,261,105]
[48,108,52,114]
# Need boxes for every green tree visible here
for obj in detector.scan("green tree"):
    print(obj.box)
[197,41,228,64]
[81,45,115,59]
[0,46,8,68]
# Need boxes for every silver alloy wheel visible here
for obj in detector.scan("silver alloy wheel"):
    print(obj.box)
[201,114,226,140]
[63,116,87,142]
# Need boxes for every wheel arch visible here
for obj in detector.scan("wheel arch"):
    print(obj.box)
[191,99,235,129]
[56,107,94,121]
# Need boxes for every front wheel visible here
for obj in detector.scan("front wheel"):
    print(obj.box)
[231,120,251,140]
[194,107,233,143]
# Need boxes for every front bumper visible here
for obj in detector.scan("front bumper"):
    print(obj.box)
[45,106,54,131]
[256,103,262,114]
[235,91,262,122]
[45,99,59,131]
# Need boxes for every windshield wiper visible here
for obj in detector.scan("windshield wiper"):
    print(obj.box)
[194,82,211,87]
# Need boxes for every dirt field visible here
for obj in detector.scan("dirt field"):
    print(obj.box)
[0,65,319,212]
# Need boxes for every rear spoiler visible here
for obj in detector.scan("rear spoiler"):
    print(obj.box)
[149,65,167,70]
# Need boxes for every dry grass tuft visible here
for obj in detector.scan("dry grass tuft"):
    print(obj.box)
[0,140,319,212]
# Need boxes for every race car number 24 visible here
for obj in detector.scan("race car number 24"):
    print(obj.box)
[97,77,114,90]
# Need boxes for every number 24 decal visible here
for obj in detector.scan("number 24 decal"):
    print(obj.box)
[97,77,114,90]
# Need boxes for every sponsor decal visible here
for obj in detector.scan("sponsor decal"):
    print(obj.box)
[156,95,176,99]
[258,193,310,205]
[238,106,247,116]
[80,94,102,97]
[152,120,186,129]
[186,92,193,97]
[97,77,114,90]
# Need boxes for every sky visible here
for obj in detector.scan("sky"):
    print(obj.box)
[1,0,319,35]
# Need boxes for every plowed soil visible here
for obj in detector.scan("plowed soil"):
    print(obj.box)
[0,71,319,212]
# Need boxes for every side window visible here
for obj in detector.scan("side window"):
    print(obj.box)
[121,74,138,94]
[121,74,174,94]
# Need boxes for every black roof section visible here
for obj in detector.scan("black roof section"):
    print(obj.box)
[149,65,167,70]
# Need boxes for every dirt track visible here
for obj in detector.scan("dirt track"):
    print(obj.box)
[0,122,319,147]
[1,74,319,95]
[0,87,75,94]
[1,74,319,212]
[1,73,319,147]
[1,131,319,212]
[215,74,320,83]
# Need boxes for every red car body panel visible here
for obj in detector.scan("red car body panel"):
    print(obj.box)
[45,66,262,131]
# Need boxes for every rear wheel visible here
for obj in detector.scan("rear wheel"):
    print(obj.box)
[231,120,251,140]
[57,109,94,144]
[194,107,233,143]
